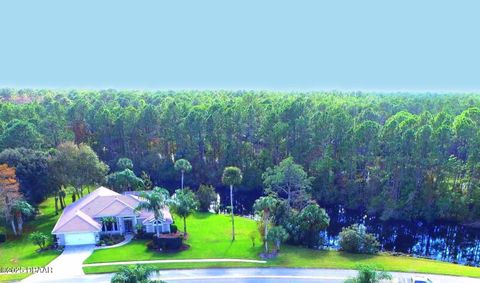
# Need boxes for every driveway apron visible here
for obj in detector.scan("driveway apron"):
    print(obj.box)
[22,244,95,283]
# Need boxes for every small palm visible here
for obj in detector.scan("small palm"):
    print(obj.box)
[345,266,392,283]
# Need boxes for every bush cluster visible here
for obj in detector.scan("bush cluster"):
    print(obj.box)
[339,224,380,254]
[274,201,330,248]
[196,185,217,212]
[98,234,125,246]
[148,235,183,251]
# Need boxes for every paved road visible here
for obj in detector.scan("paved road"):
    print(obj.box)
[17,268,480,283]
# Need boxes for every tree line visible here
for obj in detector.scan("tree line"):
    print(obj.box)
[1,89,480,223]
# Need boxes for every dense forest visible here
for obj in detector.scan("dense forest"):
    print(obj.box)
[1,89,480,223]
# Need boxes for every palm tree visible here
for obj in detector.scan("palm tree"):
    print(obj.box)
[253,195,279,253]
[266,225,288,252]
[111,264,164,283]
[344,265,392,283]
[11,200,34,235]
[136,187,170,238]
[174,159,192,189]
[170,188,198,234]
[222,166,242,241]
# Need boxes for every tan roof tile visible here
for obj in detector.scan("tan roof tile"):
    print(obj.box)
[52,187,172,234]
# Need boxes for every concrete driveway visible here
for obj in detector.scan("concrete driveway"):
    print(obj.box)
[21,244,95,283]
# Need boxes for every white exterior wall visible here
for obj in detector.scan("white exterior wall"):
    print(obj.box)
[162,223,171,233]
[146,224,154,233]
[56,232,99,246]
[145,222,170,233]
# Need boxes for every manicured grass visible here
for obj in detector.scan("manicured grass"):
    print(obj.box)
[84,248,480,278]
[84,262,261,274]
[85,212,262,263]
[0,195,68,282]
[84,212,480,278]
[268,247,480,278]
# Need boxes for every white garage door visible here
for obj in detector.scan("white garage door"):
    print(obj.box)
[64,232,96,245]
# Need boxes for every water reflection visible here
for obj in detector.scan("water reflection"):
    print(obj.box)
[218,191,480,267]
[325,206,480,266]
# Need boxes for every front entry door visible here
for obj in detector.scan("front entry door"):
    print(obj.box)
[124,219,133,233]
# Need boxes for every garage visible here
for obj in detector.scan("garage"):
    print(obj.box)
[64,232,96,245]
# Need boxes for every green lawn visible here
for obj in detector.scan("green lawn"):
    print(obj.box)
[0,195,69,282]
[84,212,480,278]
[86,212,262,263]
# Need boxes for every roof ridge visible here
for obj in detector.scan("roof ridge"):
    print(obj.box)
[76,210,102,229]
[94,196,135,217]
[52,210,101,233]
[71,187,118,212]
[52,187,117,234]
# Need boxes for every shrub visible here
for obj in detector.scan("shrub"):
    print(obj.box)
[99,234,125,246]
[281,203,329,248]
[29,231,49,250]
[339,224,380,254]
[111,264,166,283]
[0,234,5,243]
[136,232,154,240]
[363,233,381,254]
[150,235,183,251]
[170,224,178,233]
[196,185,217,212]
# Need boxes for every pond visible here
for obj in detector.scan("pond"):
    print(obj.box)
[325,206,480,266]
[218,192,480,267]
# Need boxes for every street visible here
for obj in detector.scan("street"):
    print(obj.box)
[18,268,480,283]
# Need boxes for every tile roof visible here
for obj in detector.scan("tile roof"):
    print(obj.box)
[52,186,172,234]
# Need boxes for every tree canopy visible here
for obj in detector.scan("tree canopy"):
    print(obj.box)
[49,142,109,197]
[262,157,311,208]
[117,158,134,171]
[222,167,243,187]
[0,148,53,203]
[106,169,144,192]
[1,89,480,223]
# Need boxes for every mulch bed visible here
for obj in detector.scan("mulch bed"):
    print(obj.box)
[157,232,186,239]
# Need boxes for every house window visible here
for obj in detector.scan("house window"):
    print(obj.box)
[102,217,118,232]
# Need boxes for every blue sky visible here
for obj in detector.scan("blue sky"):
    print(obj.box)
[0,1,478,91]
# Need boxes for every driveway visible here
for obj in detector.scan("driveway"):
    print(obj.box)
[19,268,480,283]
[21,244,95,283]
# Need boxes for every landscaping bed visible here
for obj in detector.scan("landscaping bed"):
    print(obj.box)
[97,234,125,247]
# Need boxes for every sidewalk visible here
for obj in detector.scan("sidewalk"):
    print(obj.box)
[83,258,266,267]
[94,234,133,250]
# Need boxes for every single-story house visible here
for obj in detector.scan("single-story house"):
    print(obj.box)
[52,186,172,246]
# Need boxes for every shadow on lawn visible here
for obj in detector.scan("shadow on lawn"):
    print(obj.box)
[336,250,377,262]
[192,213,214,219]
